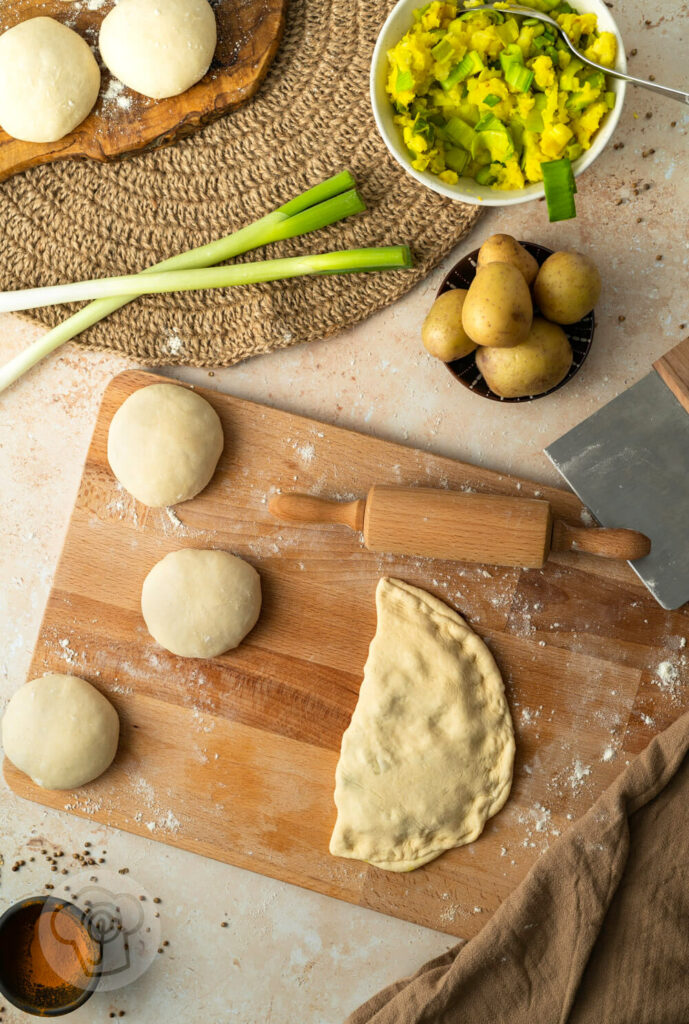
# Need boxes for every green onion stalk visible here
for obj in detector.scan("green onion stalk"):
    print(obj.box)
[0,171,399,393]
[0,247,413,312]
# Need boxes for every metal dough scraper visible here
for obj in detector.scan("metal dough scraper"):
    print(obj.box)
[546,337,689,609]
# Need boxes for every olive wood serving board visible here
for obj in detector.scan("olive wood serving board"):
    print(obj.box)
[5,370,688,939]
[0,0,285,182]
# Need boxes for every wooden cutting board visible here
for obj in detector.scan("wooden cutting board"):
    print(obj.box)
[5,370,688,939]
[0,0,285,182]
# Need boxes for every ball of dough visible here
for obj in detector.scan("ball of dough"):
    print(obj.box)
[142,549,262,658]
[99,0,217,100]
[2,674,119,790]
[0,18,100,143]
[107,384,224,507]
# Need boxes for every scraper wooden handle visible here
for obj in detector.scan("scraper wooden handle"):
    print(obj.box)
[653,336,689,415]
[269,486,651,568]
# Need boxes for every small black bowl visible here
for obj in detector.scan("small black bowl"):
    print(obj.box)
[438,241,595,402]
[0,896,102,1017]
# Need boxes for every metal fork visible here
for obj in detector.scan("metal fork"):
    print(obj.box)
[465,4,689,104]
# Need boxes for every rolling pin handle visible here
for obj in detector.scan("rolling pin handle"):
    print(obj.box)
[268,493,366,532]
[551,520,651,562]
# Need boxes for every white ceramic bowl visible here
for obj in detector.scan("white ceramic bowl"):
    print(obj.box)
[370,0,627,205]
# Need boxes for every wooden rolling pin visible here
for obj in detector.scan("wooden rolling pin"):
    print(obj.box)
[268,486,651,568]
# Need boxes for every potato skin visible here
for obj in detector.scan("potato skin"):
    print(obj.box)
[421,290,477,361]
[477,233,539,286]
[476,318,573,398]
[533,250,601,324]
[462,262,533,348]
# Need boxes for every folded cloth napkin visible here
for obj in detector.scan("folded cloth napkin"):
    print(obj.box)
[347,710,689,1024]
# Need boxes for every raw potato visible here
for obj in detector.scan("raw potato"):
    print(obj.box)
[477,234,539,286]
[462,262,532,348]
[534,250,601,324]
[99,0,217,100]
[141,548,262,658]
[0,18,100,143]
[421,290,477,362]
[476,318,572,398]
[2,674,119,790]
[107,383,224,507]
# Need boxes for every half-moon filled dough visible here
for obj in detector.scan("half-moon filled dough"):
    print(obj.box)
[99,0,217,100]
[107,383,224,507]
[141,548,262,658]
[2,674,119,790]
[0,18,100,143]
[330,578,515,871]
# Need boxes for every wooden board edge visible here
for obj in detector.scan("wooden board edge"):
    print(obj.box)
[105,369,586,515]
[3,757,474,939]
[0,0,287,183]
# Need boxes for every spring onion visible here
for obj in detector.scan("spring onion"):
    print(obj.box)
[440,50,484,90]
[504,62,534,93]
[0,172,369,393]
[482,93,501,107]
[0,248,413,314]
[541,158,577,222]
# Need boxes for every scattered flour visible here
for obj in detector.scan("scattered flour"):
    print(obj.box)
[568,759,592,793]
[101,76,132,110]
[652,659,684,702]
[601,745,616,763]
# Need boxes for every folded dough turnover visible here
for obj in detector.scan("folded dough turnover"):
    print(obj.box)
[330,577,515,871]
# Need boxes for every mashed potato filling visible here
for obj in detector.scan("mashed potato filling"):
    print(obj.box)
[386,0,616,189]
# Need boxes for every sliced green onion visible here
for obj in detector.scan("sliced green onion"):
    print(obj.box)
[475,166,497,185]
[445,116,476,150]
[483,93,501,107]
[500,44,524,75]
[604,90,616,109]
[0,248,413,314]
[505,62,534,92]
[441,50,484,90]
[542,158,577,222]
[431,38,454,62]
[395,68,414,92]
[0,172,365,392]
[525,109,544,132]
[444,145,469,174]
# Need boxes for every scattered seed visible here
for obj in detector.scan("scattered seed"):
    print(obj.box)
[656,254,663,261]
[153,897,162,904]
[649,74,655,81]
[118,868,130,875]
[630,47,638,56]
[618,315,626,322]
[221,921,229,928]
[162,940,169,947]
[671,120,677,127]
[645,112,652,119]
[613,142,624,150]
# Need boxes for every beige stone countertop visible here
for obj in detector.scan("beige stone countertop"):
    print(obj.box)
[1,6,687,1020]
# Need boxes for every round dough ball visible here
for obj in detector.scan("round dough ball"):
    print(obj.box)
[2,674,119,790]
[141,549,262,658]
[107,384,224,507]
[0,18,100,143]
[99,0,217,100]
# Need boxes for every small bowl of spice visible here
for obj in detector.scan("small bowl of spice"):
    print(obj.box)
[0,896,101,1016]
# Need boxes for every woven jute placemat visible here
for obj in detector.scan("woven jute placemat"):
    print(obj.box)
[0,0,482,367]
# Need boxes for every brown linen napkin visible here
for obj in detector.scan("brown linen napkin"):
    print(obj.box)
[347,710,689,1024]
